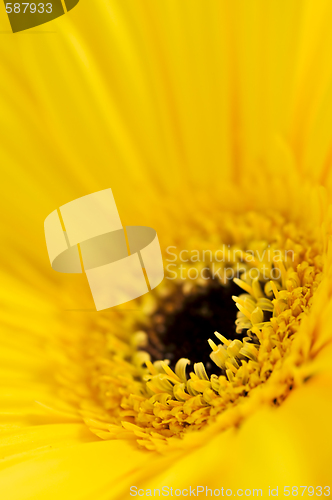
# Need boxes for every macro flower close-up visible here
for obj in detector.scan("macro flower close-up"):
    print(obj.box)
[1,1,332,498]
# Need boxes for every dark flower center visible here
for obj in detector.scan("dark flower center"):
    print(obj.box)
[141,279,246,375]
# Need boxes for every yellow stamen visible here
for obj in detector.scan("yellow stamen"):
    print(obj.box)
[233,277,254,296]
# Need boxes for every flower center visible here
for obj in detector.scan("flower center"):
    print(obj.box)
[65,211,325,452]
[140,280,245,375]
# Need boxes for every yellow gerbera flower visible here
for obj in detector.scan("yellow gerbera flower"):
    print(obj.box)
[1,1,332,498]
